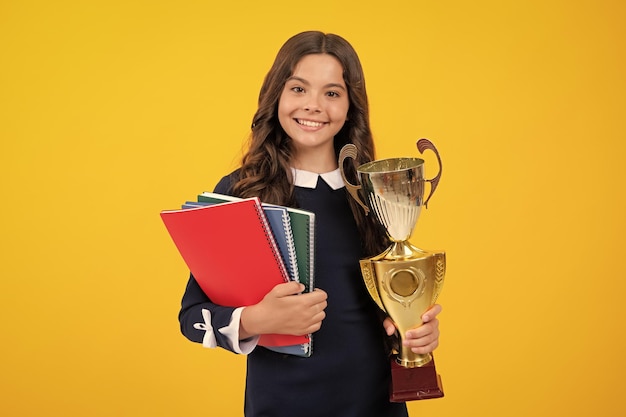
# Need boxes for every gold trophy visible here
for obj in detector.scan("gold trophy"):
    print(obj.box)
[339,139,445,401]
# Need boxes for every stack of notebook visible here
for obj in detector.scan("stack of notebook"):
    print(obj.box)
[161,192,315,357]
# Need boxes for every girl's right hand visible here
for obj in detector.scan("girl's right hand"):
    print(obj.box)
[239,281,327,339]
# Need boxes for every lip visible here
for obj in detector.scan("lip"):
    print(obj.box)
[295,118,327,129]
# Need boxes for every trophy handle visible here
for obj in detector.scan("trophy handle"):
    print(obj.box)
[416,139,443,208]
[338,144,370,214]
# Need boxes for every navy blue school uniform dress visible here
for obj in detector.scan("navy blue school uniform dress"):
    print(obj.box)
[179,168,408,417]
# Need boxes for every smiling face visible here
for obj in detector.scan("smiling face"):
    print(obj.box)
[278,53,350,172]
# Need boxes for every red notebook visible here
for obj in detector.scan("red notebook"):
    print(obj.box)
[160,197,309,347]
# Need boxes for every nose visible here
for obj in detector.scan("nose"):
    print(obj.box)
[303,95,322,112]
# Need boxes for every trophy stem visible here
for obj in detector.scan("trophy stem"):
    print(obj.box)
[381,240,428,261]
[396,350,432,368]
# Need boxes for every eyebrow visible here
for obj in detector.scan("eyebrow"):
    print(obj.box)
[286,76,347,91]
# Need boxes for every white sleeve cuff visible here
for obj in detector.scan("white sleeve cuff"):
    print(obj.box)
[217,307,259,354]
[193,309,217,348]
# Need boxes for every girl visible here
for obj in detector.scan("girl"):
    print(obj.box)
[178,31,442,417]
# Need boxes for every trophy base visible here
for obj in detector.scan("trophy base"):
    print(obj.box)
[389,356,444,402]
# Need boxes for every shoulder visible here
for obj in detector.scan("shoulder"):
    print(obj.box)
[213,169,242,195]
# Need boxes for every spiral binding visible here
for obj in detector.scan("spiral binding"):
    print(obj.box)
[252,198,290,282]
[281,210,300,283]
[305,217,314,292]
[305,214,315,355]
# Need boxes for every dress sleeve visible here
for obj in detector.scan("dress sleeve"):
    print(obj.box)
[178,274,259,354]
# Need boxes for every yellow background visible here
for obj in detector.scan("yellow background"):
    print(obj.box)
[1,0,625,416]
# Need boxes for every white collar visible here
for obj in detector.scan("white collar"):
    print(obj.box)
[290,167,345,190]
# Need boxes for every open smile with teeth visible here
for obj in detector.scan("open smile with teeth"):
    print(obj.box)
[296,119,325,128]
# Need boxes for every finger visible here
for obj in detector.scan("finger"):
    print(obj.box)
[309,299,327,315]
[403,329,439,350]
[301,289,328,305]
[382,317,396,336]
[421,304,442,323]
[273,281,305,297]
[405,318,439,339]
[301,310,326,334]
[311,288,328,300]
[410,338,439,354]
[304,318,324,334]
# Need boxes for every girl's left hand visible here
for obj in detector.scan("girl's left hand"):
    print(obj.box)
[383,304,442,355]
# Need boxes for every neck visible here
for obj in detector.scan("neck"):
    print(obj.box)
[291,147,338,173]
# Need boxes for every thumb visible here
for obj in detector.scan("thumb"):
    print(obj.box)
[271,281,305,298]
[421,304,443,323]
[383,317,396,336]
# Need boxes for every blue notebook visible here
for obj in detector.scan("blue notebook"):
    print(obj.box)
[262,206,300,284]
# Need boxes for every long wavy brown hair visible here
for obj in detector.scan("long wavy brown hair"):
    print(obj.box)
[231,31,387,255]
